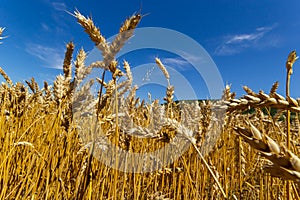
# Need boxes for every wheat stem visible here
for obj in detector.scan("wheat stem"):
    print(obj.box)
[286,50,298,199]
[192,142,227,199]
[0,67,13,86]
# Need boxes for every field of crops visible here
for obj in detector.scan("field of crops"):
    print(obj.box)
[1,11,300,199]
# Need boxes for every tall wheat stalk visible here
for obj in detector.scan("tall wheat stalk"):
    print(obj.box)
[285,50,298,199]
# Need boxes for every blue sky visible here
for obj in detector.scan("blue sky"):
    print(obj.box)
[1,0,300,100]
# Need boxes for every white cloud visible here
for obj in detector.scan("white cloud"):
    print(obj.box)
[162,57,191,71]
[178,51,204,63]
[163,57,189,66]
[225,32,264,44]
[215,24,278,56]
[161,50,209,70]
[256,26,275,32]
[25,43,64,69]
[41,23,50,31]
[52,2,66,11]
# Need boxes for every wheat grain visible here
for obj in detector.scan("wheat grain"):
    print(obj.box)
[234,123,300,182]
[270,81,279,95]
[155,58,170,84]
[0,67,13,86]
[222,84,236,101]
[109,14,141,57]
[63,41,74,80]
[286,50,298,75]
[74,48,87,85]
[53,75,66,103]
[74,10,107,48]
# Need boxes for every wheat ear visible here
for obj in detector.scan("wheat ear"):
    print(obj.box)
[234,123,300,182]
[74,48,87,85]
[155,58,170,85]
[0,27,4,35]
[0,67,13,86]
[63,42,74,80]
[0,27,7,44]
[73,10,108,50]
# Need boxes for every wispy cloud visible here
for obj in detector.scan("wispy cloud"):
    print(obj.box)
[178,51,205,64]
[41,23,50,31]
[163,57,189,66]
[161,51,207,71]
[215,24,278,56]
[52,2,66,11]
[162,57,191,71]
[25,43,64,69]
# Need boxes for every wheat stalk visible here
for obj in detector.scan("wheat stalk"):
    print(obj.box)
[285,50,298,199]
[234,122,300,182]
[25,77,39,94]
[63,42,74,80]
[74,10,107,48]
[155,58,170,85]
[0,27,4,35]
[117,61,133,96]
[53,75,67,103]
[109,14,141,58]
[226,85,300,113]
[0,67,13,86]
[0,27,6,44]
[74,48,87,85]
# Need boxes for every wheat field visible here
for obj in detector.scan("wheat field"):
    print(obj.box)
[1,11,300,199]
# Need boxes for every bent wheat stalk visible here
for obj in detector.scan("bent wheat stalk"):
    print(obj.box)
[234,122,300,182]
[168,119,227,199]
[192,142,227,199]
[226,83,300,113]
